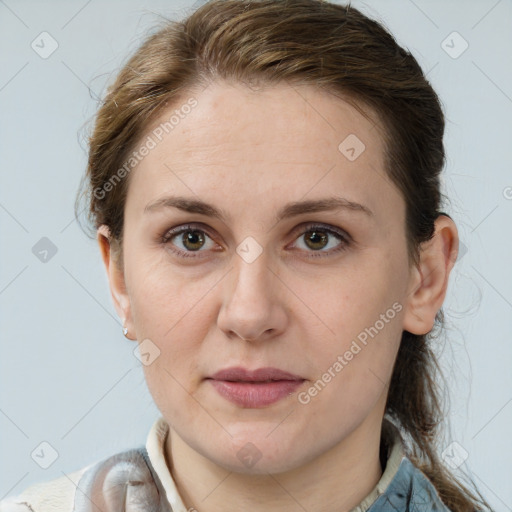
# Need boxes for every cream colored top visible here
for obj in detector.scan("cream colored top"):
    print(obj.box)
[0,416,406,511]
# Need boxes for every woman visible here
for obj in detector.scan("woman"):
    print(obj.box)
[0,0,492,510]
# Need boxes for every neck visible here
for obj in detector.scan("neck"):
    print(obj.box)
[165,415,386,512]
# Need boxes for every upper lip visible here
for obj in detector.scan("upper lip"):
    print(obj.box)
[208,367,304,382]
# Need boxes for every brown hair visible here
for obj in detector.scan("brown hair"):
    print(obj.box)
[75,1,491,510]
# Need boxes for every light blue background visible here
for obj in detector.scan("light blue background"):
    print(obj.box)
[1,0,511,509]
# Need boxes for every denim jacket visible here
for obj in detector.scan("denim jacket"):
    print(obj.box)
[366,457,452,511]
[0,417,452,511]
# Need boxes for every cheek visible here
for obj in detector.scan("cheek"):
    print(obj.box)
[126,257,219,394]
[298,318,402,434]
[127,250,219,338]
[294,258,404,398]
[292,255,404,345]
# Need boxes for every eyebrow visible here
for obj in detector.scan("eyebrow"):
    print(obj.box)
[144,196,374,223]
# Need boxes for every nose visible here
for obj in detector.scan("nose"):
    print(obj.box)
[217,249,288,343]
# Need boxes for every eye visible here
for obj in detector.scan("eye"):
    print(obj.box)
[160,222,351,259]
[161,224,219,258]
[290,223,351,257]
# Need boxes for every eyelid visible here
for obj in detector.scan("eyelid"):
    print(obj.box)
[288,221,351,242]
[161,222,218,243]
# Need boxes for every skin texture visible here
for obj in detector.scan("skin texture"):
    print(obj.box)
[97,80,459,512]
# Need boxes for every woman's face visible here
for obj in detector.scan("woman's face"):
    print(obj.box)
[106,80,421,474]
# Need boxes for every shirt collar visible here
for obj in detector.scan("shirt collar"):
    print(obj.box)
[146,416,189,512]
[349,418,406,511]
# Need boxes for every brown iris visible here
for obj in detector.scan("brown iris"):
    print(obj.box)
[181,230,206,251]
[304,229,329,250]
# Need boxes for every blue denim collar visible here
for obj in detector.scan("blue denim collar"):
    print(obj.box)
[365,456,452,511]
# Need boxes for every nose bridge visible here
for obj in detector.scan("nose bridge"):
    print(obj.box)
[217,240,285,341]
[230,243,274,305]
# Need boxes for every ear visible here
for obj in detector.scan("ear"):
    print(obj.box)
[97,225,135,340]
[402,214,459,335]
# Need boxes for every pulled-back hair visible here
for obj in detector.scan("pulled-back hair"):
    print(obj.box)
[76,1,491,509]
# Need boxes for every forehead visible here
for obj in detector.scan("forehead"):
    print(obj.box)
[171,80,384,161]
[126,80,400,223]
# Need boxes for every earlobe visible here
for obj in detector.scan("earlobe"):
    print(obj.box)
[402,215,459,335]
[97,225,134,338]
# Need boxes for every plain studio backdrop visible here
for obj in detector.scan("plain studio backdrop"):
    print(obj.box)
[0,0,511,509]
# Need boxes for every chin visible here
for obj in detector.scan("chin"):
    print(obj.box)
[211,445,308,476]
[196,426,317,476]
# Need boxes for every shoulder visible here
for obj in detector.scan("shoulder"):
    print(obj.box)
[0,447,154,512]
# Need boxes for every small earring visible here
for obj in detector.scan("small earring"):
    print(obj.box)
[122,325,129,338]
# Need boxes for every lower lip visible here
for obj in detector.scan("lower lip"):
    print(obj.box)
[208,379,305,408]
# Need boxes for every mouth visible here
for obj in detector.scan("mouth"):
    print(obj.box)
[205,367,306,408]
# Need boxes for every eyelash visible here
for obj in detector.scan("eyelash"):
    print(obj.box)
[159,223,352,259]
